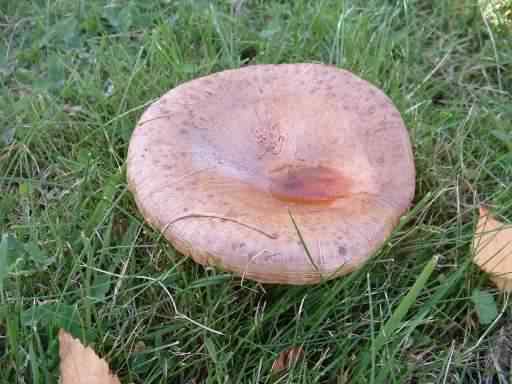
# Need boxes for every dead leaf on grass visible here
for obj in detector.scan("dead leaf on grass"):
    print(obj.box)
[271,346,304,374]
[59,329,121,384]
[473,207,512,292]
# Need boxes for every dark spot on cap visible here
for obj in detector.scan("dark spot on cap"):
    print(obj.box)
[338,246,347,256]
[283,176,304,190]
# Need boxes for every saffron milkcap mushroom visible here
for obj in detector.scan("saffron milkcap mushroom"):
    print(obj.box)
[127,63,415,285]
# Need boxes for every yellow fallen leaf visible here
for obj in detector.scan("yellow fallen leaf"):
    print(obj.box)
[271,346,304,374]
[59,329,121,384]
[473,207,512,292]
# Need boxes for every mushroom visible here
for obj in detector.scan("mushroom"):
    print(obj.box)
[127,63,415,285]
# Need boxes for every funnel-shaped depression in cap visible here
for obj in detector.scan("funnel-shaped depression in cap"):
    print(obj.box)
[127,63,415,285]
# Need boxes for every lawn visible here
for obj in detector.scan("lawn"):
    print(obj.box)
[1,0,512,383]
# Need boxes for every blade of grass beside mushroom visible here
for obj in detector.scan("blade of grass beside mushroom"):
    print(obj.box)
[126,63,416,285]
[473,206,512,292]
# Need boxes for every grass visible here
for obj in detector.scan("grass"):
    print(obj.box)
[1,0,512,382]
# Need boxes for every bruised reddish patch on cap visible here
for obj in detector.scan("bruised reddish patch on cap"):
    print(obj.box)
[269,165,351,204]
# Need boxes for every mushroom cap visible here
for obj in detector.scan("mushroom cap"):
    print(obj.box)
[127,63,415,285]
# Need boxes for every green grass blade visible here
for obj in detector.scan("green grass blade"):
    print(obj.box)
[358,255,439,376]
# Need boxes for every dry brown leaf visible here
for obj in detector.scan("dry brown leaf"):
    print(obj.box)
[59,329,121,384]
[473,207,512,292]
[271,346,304,374]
